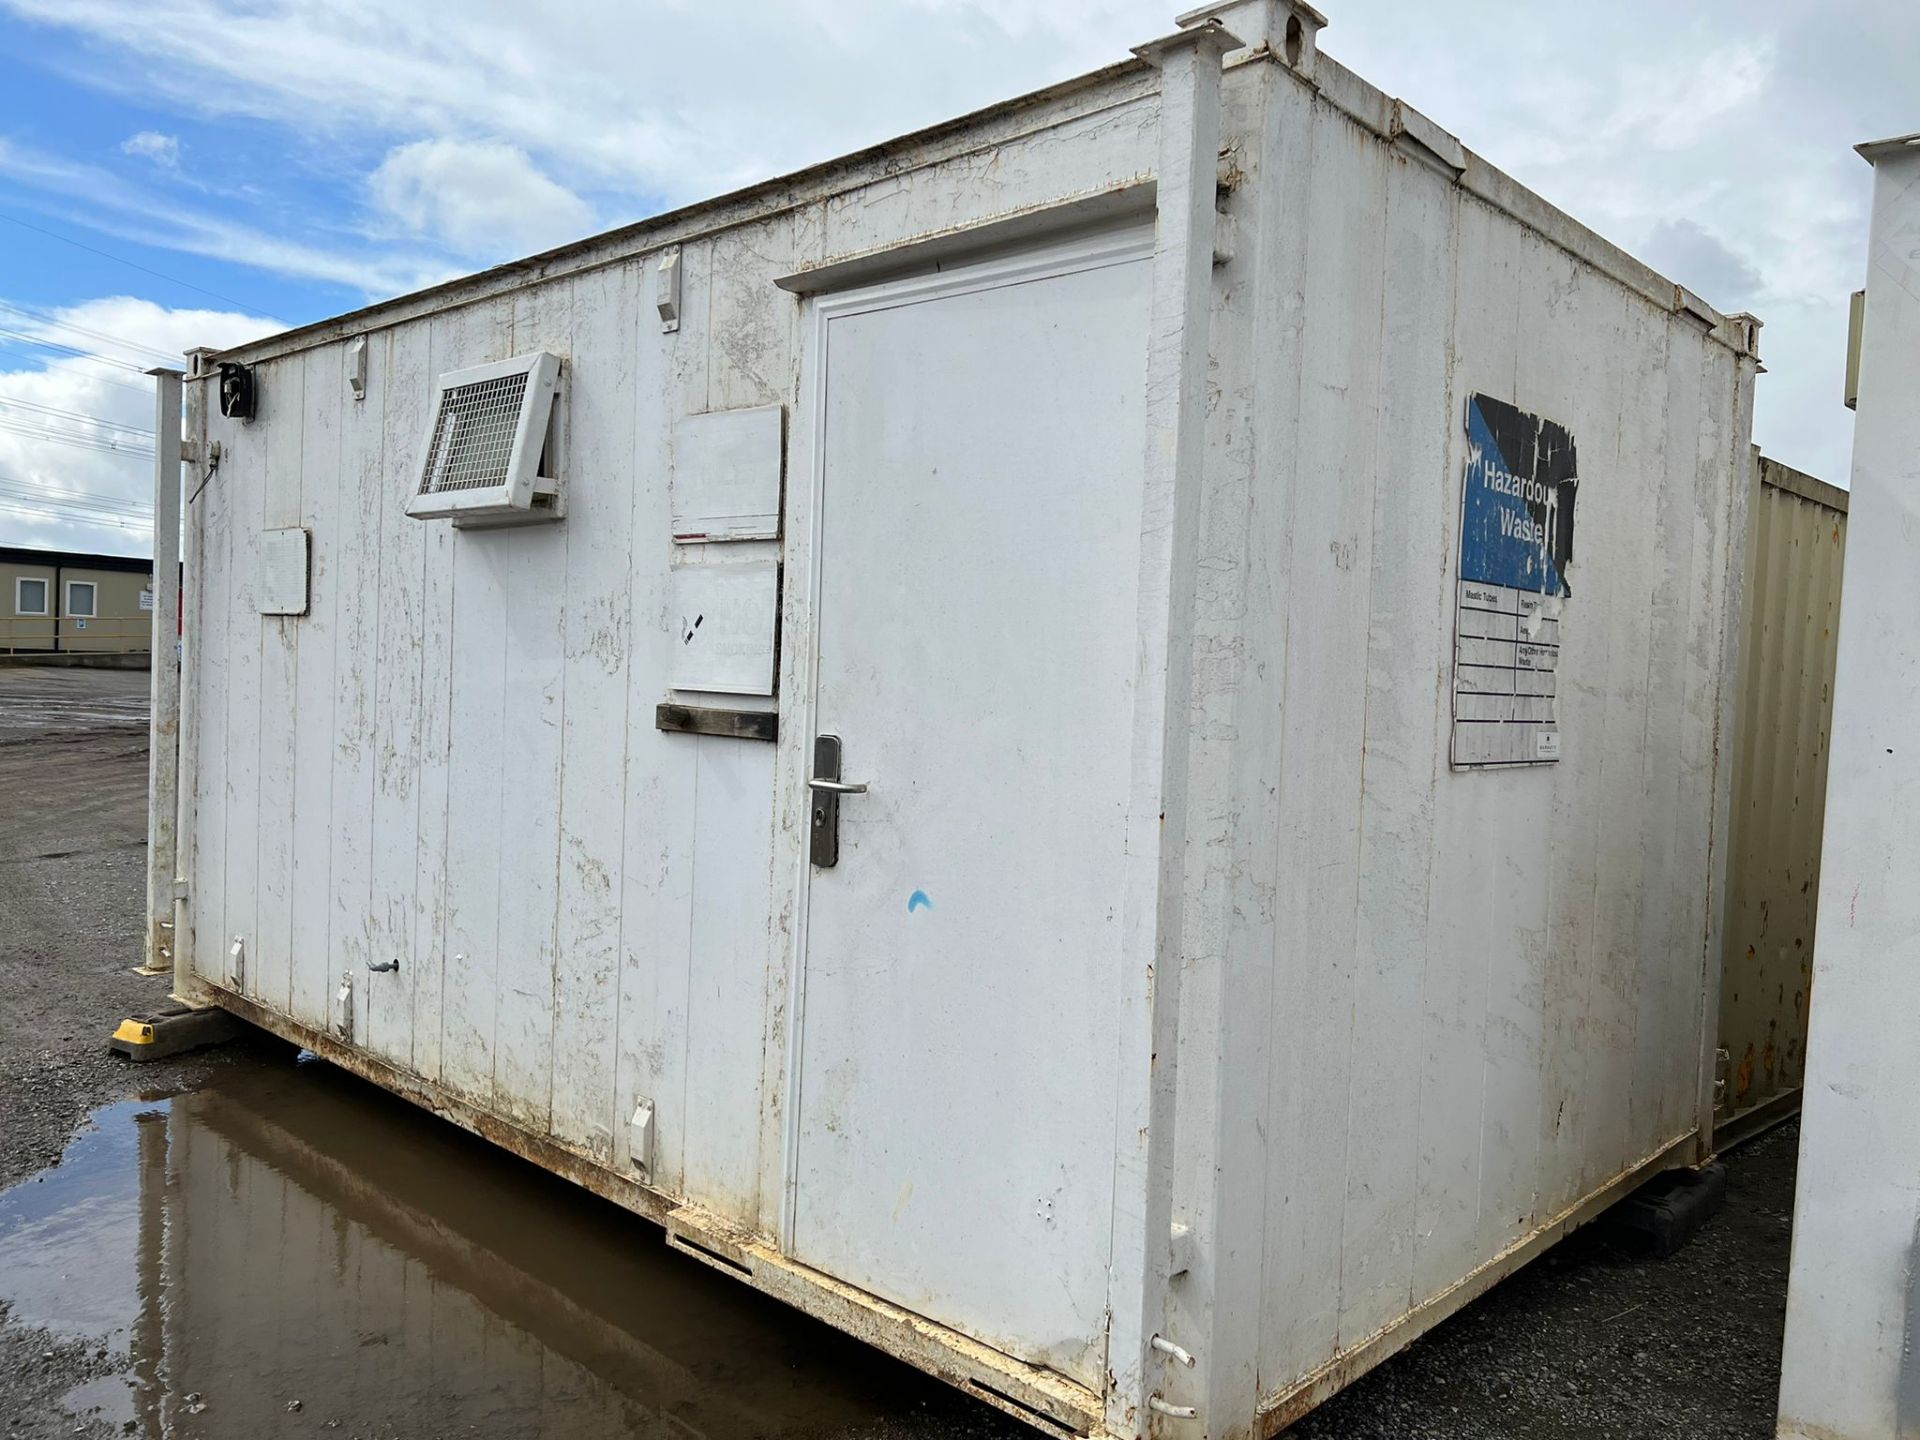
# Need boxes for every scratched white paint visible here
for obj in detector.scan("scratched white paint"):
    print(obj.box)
[169,5,1759,1435]
[1777,137,1920,1440]
[1198,40,1752,1431]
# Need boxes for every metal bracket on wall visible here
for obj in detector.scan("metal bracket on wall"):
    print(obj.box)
[630,1100,656,1181]
[657,247,682,332]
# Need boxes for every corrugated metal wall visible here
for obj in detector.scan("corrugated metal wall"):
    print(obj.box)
[1717,456,1848,1143]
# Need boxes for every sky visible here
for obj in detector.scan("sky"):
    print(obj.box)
[0,0,1911,558]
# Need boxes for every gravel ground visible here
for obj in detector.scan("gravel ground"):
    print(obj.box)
[1291,1127,1796,1440]
[0,668,297,1440]
[0,665,1796,1439]
[0,667,275,1193]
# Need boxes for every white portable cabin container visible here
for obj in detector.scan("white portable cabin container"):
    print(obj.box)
[149,4,1761,1434]
[1777,132,1920,1440]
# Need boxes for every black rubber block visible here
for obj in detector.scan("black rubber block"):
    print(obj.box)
[1601,1162,1729,1258]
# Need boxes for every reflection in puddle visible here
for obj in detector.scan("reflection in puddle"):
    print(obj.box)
[0,1053,1006,1438]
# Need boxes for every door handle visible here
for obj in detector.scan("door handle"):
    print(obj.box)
[810,735,863,867]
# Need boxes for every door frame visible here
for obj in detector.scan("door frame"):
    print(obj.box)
[769,226,1157,1254]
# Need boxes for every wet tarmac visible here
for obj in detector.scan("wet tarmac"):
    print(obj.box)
[0,666,152,736]
[0,1049,1019,1440]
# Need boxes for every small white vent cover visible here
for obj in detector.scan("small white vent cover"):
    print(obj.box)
[407,351,562,526]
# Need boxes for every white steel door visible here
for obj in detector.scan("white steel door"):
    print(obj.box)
[791,236,1151,1389]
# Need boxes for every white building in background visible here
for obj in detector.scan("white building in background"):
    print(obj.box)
[1778,132,1920,1440]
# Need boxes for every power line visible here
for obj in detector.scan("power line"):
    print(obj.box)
[0,477,153,518]
[0,434,151,463]
[0,396,154,438]
[0,340,157,396]
[0,472,153,512]
[0,498,151,522]
[0,497,152,532]
[0,413,153,450]
[0,326,149,373]
[0,300,179,363]
[0,496,148,521]
[0,493,153,526]
[0,486,155,524]
[0,507,154,532]
[0,211,287,321]
[0,300,179,365]
[0,417,154,459]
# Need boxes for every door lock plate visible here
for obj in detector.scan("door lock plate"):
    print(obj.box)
[811,734,843,868]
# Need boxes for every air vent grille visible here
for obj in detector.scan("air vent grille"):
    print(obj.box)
[418,371,531,495]
[405,350,562,527]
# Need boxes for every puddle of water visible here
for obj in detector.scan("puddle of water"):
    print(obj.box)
[0,1052,1002,1439]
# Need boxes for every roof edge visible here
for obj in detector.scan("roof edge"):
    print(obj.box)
[1759,455,1849,513]
[1293,49,1762,355]
[0,544,154,572]
[1857,132,1920,163]
[196,56,1156,372]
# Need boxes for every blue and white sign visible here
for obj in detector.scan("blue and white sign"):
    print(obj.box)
[1451,395,1578,769]
[1460,394,1577,596]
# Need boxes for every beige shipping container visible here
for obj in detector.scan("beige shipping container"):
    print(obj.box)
[0,545,155,655]
[1715,457,1848,1146]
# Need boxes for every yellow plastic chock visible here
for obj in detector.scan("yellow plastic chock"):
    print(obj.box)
[108,1005,244,1061]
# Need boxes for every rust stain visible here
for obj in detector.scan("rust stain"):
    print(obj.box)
[1735,1044,1755,1102]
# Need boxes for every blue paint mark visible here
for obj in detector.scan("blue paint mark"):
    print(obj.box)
[907,890,932,913]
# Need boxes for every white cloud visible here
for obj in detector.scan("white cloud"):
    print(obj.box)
[1321,0,1920,482]
[1598,40,1776,155]
[1640,219,1765,313]
[370,138,593,260]
[0,0,1164,204]
[0,297,281,555]
[0,137,455,298]
[120,129,180,167]
[6,0,1917,483]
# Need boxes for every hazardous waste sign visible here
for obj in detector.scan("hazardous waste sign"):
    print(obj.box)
[1451,394,1577,768]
